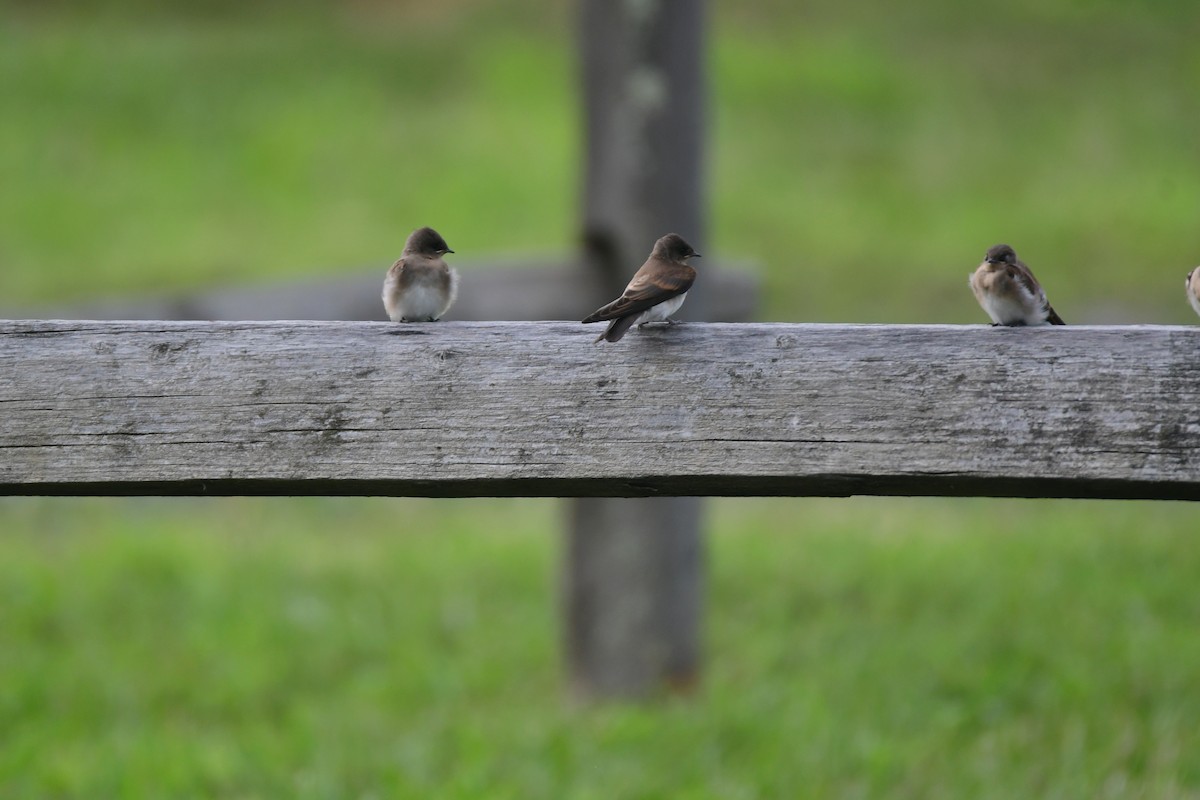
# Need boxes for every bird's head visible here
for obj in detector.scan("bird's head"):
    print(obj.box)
[653,233,702,264]
[984,244,1017,266]
[404,226,455,257]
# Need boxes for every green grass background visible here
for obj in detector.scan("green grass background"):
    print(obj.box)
[2,0,1199,796]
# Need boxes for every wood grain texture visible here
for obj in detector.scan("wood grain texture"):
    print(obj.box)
[2,320,1198,499]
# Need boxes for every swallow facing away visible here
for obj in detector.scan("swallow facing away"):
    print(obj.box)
[1187,267,1200,319]
[582,233,701,343]
[969,244,1065,326]
[382,227,459,322]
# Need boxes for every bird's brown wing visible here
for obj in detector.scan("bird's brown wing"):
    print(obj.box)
[581,259,696,323]
[386,257,408,282]
[1011,261,1064,325]
[1008,260,1042,298]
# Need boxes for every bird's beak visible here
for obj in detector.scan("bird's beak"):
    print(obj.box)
[692,253,702,259]
[445,249,456,254]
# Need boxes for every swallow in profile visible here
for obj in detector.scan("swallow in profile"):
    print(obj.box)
[582,233,700,343]
[382,227,459,322]
[1187,267,1200,319]
[969,244,1064,326]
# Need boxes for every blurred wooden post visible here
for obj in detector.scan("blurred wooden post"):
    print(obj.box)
[568,0,709,698]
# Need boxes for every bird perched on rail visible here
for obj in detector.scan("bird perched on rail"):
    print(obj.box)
[1187,267,1200,319]
[582,233,701,343]
[969,243,1065,326]
[382,226,459,322]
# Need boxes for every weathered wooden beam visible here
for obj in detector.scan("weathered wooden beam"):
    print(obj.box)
[2,321,1197,499]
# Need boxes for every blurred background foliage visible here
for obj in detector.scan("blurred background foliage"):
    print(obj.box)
[3,0,1198,321]
[2,0,1199,796]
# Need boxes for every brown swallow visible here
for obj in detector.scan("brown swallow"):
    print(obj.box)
[382,227,459,322]
[1187,267,1200,319]
[969,244,1064,326]
[582,233,700,343]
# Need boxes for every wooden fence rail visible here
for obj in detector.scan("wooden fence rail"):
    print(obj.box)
[2,320,1198,499]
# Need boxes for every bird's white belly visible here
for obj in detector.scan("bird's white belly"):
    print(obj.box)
[981,291,1044,326]
[636,292,687,325]
[384,267,459,322]
[397,283,448,321]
